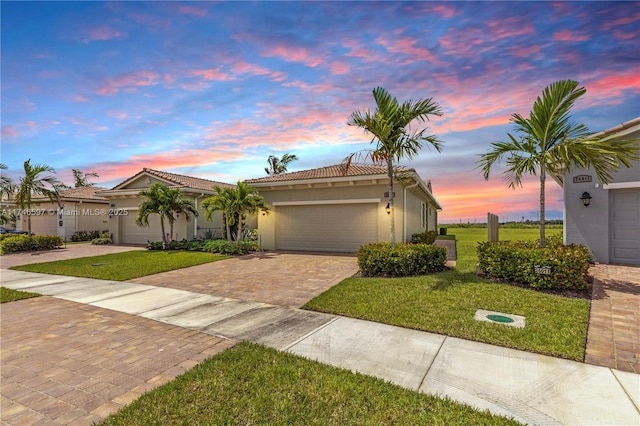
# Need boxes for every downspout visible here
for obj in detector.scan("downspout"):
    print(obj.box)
[403,178,420,243]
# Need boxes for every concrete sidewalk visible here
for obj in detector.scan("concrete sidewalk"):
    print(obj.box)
[2,269,639,425]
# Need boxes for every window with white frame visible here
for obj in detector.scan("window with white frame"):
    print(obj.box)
[421,202,427,228]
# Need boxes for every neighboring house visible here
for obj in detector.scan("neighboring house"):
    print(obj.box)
[563,117,640,265]
[245,164,441,252]
[4,187,110,239]
[97,168,237,245]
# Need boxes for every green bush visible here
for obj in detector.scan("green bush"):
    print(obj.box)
[203,239,260,255]
[0,234,64,254]
[147,239,205,251]
[357,242,447,277]
[71,230,107,242]
[476,238,591,290]
[410,231,438,245]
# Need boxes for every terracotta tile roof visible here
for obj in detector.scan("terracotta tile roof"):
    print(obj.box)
[30,187,109,202]
[112,168,235,191]
[245,163,411,183]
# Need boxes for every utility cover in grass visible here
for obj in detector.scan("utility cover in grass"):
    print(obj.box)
[474,309,525,328]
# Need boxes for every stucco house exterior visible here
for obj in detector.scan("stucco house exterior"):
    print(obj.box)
[3,187,110,239]
[97,168,236,245]
[563,117,640,265]
[245,164,442,252]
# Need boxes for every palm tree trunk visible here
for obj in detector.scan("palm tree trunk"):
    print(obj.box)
[160,217,167,244]
[224,213,232,243]
[236,215,243,245]
[387,159,396,247]
[539,165,546,248]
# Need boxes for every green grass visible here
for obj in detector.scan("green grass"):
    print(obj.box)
[10,251,229,281]
[100,342,521,426]
[305,225,590,361]
[1,286,40,303]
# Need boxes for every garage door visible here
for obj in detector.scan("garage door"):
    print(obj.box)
[610,189,640,265]
[120,212,163,245]
[276,203,378,252]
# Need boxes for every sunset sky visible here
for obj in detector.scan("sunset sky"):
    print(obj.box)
[2,1,638,223]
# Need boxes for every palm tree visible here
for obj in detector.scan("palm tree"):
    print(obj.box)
[202,182,269,244]
[15,159,62,235]
[478,79,640,247]
[72,169,99,187]
[265,153,298,175]
[136,183,197,244]
[0,163,14,225]
[347,86,444,246]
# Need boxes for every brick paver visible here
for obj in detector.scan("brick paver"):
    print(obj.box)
[0,244,145,269]
[1,297,236,425]
[585,263,640,373]
[129,251,359,308]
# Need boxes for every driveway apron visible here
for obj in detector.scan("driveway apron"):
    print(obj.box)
[128,251,359,308]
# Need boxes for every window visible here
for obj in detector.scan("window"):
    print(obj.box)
[421,202,427,228]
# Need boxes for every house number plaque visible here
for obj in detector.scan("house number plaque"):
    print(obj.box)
[573,175,592,183]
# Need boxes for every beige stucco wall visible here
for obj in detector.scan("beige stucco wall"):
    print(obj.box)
[16,200,109,239]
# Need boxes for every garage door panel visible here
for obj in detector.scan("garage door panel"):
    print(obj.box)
[120,212,163,245]
[276,204,378,252]
[610,189,640,265]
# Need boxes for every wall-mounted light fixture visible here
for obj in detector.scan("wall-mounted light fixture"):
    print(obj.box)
[385,203,391,215]
[580,192,592,207]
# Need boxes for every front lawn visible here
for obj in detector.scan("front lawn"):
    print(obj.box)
[1,286,40,303]
[100,342,520,426]
[304,225,590,361]
[10,251,229,281]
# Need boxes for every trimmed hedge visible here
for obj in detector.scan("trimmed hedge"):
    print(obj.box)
[476,239,591,290]
[147,238,260,255]
[410,231,438,245]
[0,234,64,254]
[357,242,447,277]
[71,230,108,242]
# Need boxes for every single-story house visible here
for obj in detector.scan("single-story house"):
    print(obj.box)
[3,187,110,240]
[245,163,442,252]
[97,168,237,245]
[563,116,640,265]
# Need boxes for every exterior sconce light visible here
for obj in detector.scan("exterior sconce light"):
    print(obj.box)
[385,203,391,215]
[580,192,592,207]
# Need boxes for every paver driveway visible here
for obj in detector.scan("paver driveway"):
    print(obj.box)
[129,251,359,308]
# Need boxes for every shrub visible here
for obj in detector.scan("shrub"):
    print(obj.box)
[0,234,64,254]
[203,239,260,255]
[410,231,438,245]
[476,239,591,290]
[357,242,447,277]
[71,230,107,242]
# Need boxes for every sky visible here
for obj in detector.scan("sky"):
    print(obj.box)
[2,1,639,223]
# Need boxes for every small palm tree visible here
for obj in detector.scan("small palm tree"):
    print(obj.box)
[72,169,99,187]
[202,182,269,244]
[15,159,62,235]
[136,183,197,244]
[478,79,639,247]
[347,86,443,246]
[265,153,298,175]
[0,163,14,225]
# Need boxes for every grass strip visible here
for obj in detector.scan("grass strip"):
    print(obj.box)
[1,286,40,303]
[100,342,521,426]
[10,250,229,281]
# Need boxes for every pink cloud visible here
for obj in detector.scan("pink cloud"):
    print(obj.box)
[74,95,90,102]
[97,70,160,95]
[601,13,640,31]
[420,4,460,19]
[612,30,639,41]
[262,45,324,68]
[178,5,207,17]
[180,81,212,91]
[81,25,127,43]
[190,68,233,81]
[581,70,640,106]
[486,18,535,41]
[1,125,18,138]
[439,27,485,56]
[329,61,350,75]
[553,30,590,42]
[510,45,542,58]
[376,36,436,62]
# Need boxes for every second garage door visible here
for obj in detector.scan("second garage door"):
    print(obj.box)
[276,203,378,252]
[610,189,640,265]
[119,211,163,245]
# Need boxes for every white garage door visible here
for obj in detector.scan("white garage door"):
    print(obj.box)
[276,203,378,252]
[120,212,163,245]
[610,189,640,265]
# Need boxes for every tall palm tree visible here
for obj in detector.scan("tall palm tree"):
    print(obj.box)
[15,159,62,235]
[347,86,443,246]
[72,169,99,187]
[478,79,639,247]
[136,183,197,244]
[0,163,14,225]
[265,153,298,175]
[202,182,269,244]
